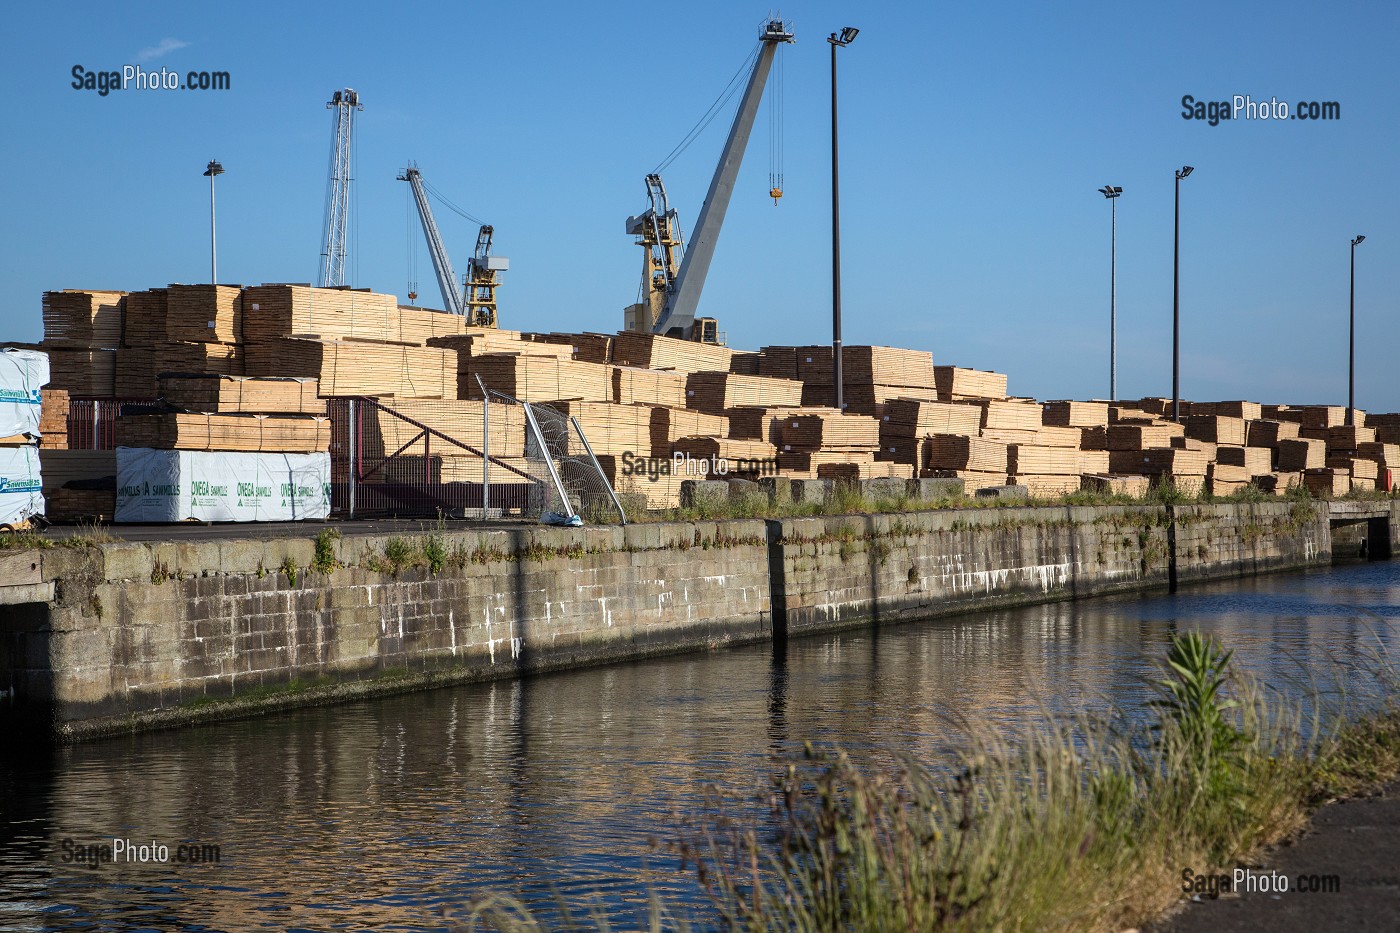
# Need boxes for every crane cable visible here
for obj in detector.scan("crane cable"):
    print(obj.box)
[405,182,418,302]
[422,178,490,228]
[652,42,762,175]
[768,40,785,203]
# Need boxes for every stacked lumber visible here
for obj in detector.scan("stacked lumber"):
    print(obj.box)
[1277,438,1326,472]
[522,332,614,363]
[593,455,687,510]
[758,346,799,379]
[39,389,69,449]
[613,366,687,408]
[544,401,652,456]
[1080,426,1108,450]
[1326,425,1375,451]
[650,407,728,457]
[927,469,1006,493]
[1215,446,1272,475]
[1303,468,1349,498]
[779,448,876,478]
[115,348,159,397]
[1251,472,1302,495]
[1108,421,1185,450]
[881,399,983,437]
[818,460,915,481]
[838,383,941,414]
[430,330,574,359]
[1081,474,1150,497]
[364,399,526,459]
[462,354,612,403]
[1009,446,1109,476]
[1207,462,1250,496]
[44,349,116,396]
[1330,456,1378,489]
[611,332,734,372]
[927,435,1007,473]
[1042,400,1109,427]
[1108,447,1208,477]
[242,285,462,345]
[38,449,116,490]
[1172,436,1218,462]
[1185,415,1247,445]
[671,435,777,473]
[165,285,243,344]
[122,289,168,347]
[246,338,453,398]
[1356,442,1400,473]
[799,346,934,387]
[41,290,125,348]
[115,412,330,452]
[780,412,880,451]
[935,366,1007,400]
[729,352,762,375]
[1016,475,1082,496]
[159,375,323,415]
[1299,406,1349,430]
[1191,401,1262,420]
[39,447,118,521]
[728,406,809,443]
[685,371,803,413]
[964,399,1042,432]
[1246,419,1300,448]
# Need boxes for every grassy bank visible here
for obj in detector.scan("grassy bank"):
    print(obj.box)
[455,632,1400,932]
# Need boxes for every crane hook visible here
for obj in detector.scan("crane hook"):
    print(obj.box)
[769,186,783,205]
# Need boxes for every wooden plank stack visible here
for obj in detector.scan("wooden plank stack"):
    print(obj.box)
[39,389,70,449]
[544,400,652,456]
[242,285,461,345]
[461,354,612,403]
[246,338,454,399]
[671,436,777,473]
[1185,415,1247,445]
[121,289,168,348]
[1277,438,1326,472]
[1042,400,1109,427]
[159,375,323,414]
[611,332,734,372]
[650,407,728,457]
[165,285,244,344]
[935,366,1007,400]
[685,371,803,413]
[42,290,125,348]
[780,412,880,451]
[115,412,330,452]
[613,366,687,408]
[363,399,526,460]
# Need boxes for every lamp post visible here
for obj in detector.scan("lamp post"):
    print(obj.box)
[1348,234,1365,425]
[1172,165,1193,423]
[203,160,224,284]
[1098,185,1123,401]
[829,26,858,410]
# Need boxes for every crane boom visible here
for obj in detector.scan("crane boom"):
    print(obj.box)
[651,19,793,338]
[398,165,464,316]
[319,88,362,288]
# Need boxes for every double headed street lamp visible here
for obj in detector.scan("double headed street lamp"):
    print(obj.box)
[1171,165,1193,423]
[1098,185,1123,401]
[829,26,858,410]
[1347,234,1366,425]
[203,160,225,284]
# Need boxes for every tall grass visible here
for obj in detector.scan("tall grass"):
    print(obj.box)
[454,631,1400,932]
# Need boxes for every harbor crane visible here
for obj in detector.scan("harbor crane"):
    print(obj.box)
[625,19,793,341]
[319,88,362,288]
[398,163,507,326]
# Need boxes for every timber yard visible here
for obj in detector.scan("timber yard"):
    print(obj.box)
[3,8,1399,933]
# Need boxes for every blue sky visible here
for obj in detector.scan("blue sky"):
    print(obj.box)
[2,1,1396,410]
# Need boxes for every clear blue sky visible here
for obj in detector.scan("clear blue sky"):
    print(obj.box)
[2,1,1396,410]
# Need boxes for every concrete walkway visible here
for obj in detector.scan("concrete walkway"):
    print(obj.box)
[1155,781,1400,931]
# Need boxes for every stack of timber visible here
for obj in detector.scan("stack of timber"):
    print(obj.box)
[1325,425,1376,452]
[758,346,799,380]
[877,399,982,468]
[461,354,612,403]
[41,290,125,349]
[1215,445,1273,475]
[1042,400,1109,428]
[1191,401,1263,420]
[430,329,574,359]
[545,401,652,457]
[934,366,1007,401]
[523,332,614,364]
[727,405,808,443]
[1108,421,1185,450]
[779,411,880,451]
[685,371,803,413]
[242,285,462,345]
[729,351,762,375]
[795,345,938,415]
[670,436,777,474]
[1303,467,1350,498]
[38,389,69,449]
[159,375,323,415]
[592,455,687,510]
[121,289,168,348]
[1207,462,1250,496]
[39,449,117,521]
[43,349,117,396]
[1246,419,1300,448]
[1185,415,1247,445]
[926,434,1008,491]
[611,332,734,372]
[613,366,687,408]
[1081,473,1151,497]
[116,412,330,452]
[246,338,454,399]
[650,407,728,458]
[1277,438,1327,472]
[165,285,243,344]
[360,399,526,476]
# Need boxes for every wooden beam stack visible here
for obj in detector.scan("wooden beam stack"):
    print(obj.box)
[613,366,687,408]
[650,407,728,458]
[159,375,323,414]
[1276,437,1326,472]
[38,389,69,449]
[115,412,330,452]
[41,290,125,349]
[935,366,1007,400]
[685,371,803,413]
[165,285,244,344]
[242,285,460,345]
[462,354,613,403]
[1042,400,1109,427]
[611,332,734,372]
[247,338,454,398]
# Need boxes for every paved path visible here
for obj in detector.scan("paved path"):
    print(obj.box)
[1156,781,1400,931]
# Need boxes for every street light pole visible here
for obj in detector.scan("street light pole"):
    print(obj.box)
[203,160,225,284]
[1348,234,1365,425]
[1172,165,1193,423]
[828,27,858,410]
[1099,185,1123,401]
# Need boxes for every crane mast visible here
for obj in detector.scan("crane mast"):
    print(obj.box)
[464,226,508,328]
[623,174,683,333]
[398,165,464,316]
[318,88,361,288]
[627,19,793,340]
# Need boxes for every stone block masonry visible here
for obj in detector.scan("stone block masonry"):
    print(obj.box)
[0,502,1338,740]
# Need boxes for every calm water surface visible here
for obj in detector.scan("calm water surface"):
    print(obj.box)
[2,561,1397,931]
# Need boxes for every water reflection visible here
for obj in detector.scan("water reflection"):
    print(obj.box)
[1,561,1396,931]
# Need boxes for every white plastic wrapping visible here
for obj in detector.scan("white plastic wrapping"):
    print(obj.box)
[115,448,332,523]
[0,445,45,526]
[0,348,50,439]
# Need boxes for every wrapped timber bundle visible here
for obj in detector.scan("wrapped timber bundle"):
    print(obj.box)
[1184,415,1247,445]
[158,375,323,415]
[1276,437,1326,472]
[246,338,453,399]
[165,285,243,344]
[41,290,125,348]
[1207,462,1250,496]
[934,366,1007,400]
[462,354,612,403]
[115,412,330,453]
[650,407,728,457]
[1246,419,1300,448]
[242,284,464,345]
[1214,445,1273,475]
[613,366,687,408]
[1042,400,1109,427]
[611,332,734,372]
[685,371,803,413]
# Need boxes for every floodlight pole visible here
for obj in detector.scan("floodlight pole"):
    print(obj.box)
[1172,166,1192,423]
[203,160,224,284]
[1348,235,1365,425]
[829,27,858,411]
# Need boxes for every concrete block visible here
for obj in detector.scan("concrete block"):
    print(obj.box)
[861,477,910,502]
[727,478,767,511]
[975,484,1029,501]
[758,475,793,505]
[790,479,834,504]
[911,477,965,502]
[681,479,730,510]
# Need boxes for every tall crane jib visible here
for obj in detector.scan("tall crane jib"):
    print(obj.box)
[624,19,793,342]
[398,163,507,326]
[319,89,362,289]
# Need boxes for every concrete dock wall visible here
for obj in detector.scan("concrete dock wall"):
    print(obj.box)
[0,501,1348,739]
